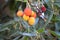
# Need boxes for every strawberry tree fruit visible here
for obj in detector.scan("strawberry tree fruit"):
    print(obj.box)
[41,5,46,12]
[28,17,35,25]
[17,10,23,17]
[23,14,29,21]
[31,11,37,18]
[24,8,32,16]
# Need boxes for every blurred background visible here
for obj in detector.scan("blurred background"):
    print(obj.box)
[0,0,60,40]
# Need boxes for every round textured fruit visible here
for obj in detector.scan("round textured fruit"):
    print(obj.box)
[28,17,35,25]
[23,14,29,21]
[31,11,36,18]
[17,10,23,17]
[41,5,46,12]
[24,8,32,16]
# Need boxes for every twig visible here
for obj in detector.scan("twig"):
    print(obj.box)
[26,0,31,8]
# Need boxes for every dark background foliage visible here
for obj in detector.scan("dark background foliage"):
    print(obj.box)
[0,0,60,40]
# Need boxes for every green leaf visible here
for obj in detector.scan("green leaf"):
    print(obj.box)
[49,30,60,38]
[24,36,29,40]
[23,0,27,2]
[55,22,60,31]
[13,36,21,40]
[37,28,45,33]
[9,31,19,37]
[34,18,39,25]
[54,0,60,7]
[16,0,21,1]
[16,0,27,2]
[0,20,15,27]
[0,37,4,40]
[18,32,36,36]
[0,28,9,32]
[0,20,16,32]
[55,4,60,7]
[44,10,54,28]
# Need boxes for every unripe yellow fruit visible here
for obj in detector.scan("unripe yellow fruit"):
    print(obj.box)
[23,14,29,21]
[28,17,35,25]
[31,11,37,18]
[31,11,34,16]
[17,10,23,17]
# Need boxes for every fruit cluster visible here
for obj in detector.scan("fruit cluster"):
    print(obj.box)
[17,7,37,26]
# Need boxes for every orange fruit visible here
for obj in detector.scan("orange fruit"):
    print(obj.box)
[23,14,29,21]
[24,8,32,16]
[17,10,23,17]
[28,17,35,25]
[31,11,36,18]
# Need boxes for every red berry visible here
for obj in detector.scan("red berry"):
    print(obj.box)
[41,5,46,12]
[24,8,32,16]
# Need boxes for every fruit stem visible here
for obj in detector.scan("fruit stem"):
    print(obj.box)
[26,0,31,9]
[37,0,41,8]
[42,0,43,5]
